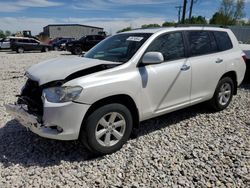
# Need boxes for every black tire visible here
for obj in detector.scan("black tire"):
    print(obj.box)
[16,47,24,53]
[42,47,49,52]
[74,46,82,55]
[209,77,234,111]
[80,103,133,155]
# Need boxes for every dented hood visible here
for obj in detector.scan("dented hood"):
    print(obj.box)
[26,56,119,85]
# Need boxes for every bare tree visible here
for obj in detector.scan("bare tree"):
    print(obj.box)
[234,0,245,21]
[219,0,245,24]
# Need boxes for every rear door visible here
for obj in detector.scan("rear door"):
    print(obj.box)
[29,39,40,50]
[186,30,226,102]
[19,39,30,50]
[85,36,96,50]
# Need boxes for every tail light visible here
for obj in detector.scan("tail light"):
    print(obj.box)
[242,54,247,63]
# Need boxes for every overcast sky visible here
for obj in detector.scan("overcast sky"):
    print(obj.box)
[0,0,250,35]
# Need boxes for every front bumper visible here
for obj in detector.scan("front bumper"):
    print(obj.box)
[5,101,90,140]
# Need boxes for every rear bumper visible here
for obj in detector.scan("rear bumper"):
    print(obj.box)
[5,101,90,140]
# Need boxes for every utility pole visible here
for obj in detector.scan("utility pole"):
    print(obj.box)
[181,0,187,24]
[175,6,182,23]
[189,0,194,23]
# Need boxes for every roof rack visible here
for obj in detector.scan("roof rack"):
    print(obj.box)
[131,27,165,30]
[130,24,229,31]
[175,24,229,28]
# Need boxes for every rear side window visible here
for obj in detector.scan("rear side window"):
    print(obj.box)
[18,39,29,43]
[95,35,104,40]
[213,31,233,51]
[187,31,212,56]
[86,36,95,41]
[146,32,185,61]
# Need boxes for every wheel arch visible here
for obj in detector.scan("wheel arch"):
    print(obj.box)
[81,94,140,130]
[220,71,237,95]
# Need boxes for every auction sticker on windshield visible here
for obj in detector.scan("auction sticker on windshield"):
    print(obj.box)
[126,36,144,42]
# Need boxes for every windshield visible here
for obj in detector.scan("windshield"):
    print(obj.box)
[84,33,152,63]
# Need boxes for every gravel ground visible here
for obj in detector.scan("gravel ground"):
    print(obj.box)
[0,50,249,187]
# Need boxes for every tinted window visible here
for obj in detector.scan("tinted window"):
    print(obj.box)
[19,39,29,43]
[146,32,185,61]
[208,32,218,52]
[86,36,95,41]
[95,35,104,40]
[29,39,39,43]
[213,31,233,51]
[187,31,213,56]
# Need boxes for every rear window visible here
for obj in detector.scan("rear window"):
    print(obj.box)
[213,31,233,51]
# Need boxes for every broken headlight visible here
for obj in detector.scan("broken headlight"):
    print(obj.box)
[43,86,83,103]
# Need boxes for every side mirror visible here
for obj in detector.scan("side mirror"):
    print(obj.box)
[142,52,164,65]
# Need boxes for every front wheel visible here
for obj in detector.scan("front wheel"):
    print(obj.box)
[209,77,234,111]
[80,103,133,155]
[74,47,82,55]
[16,47,24,53]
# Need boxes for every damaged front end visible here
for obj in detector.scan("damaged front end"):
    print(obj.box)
[5,59,120,140]
[5,79,73,139]
[5,79,44,128]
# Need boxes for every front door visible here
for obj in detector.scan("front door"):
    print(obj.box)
[140,32,191,118]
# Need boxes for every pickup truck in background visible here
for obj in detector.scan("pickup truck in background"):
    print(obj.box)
[65,35,105,55]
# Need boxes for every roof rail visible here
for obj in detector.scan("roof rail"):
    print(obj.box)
[133,27,167,30]
[175,24,229,28]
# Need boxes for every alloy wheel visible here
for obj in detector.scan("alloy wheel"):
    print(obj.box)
[95,112,126,147]
[218,82,232,106]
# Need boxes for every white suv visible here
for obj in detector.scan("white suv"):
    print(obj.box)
[6,27,246,154]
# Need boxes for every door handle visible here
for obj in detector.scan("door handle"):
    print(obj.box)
[181,64,190,71]
[215,58,223,63]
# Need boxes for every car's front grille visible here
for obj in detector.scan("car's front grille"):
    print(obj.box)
[17,79,43,115]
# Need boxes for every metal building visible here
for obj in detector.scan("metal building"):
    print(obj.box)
[229,26,250,43]
[43,24,104,39]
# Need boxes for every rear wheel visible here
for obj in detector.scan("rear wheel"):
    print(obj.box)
[42,47,49,52]
[209,77,234,111]
[74,47,82,55]
[80,103,133,155]
[16,47,24,53]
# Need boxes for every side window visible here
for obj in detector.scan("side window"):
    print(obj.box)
[208,32,218,52]
[30,39,39,44]
[146,32,185,61]
[86,36,94,41]
[19,39,29,43]
[213,31,233,51]
[96,35,104,40]
[187,31,212,56]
